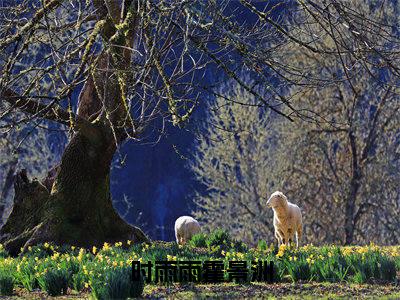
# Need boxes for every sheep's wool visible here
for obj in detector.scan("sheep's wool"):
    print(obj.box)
[267,191,303,248]
[174,216,201,245]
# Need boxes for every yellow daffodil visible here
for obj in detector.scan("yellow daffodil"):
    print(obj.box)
[103,242,110,251]
[77,248,85,262]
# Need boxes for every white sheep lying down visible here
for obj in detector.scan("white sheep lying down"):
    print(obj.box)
[174,216,201,245]
[267,191,303,248]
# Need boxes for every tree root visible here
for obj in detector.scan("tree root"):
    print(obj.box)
[0,169,150,256]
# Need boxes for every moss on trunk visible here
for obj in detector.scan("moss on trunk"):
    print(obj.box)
[0,123,149,256]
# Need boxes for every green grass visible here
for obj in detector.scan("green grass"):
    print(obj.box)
[143,282,400,299]
[0,235,399,298]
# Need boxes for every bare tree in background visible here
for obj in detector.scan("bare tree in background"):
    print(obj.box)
[267,0,400,245]
[191,71,398,246]
[191,79,281,246]
[1,0,400,253]
[191,0,400,246]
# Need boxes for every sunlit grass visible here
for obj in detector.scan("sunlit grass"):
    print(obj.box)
[0,238,399,297]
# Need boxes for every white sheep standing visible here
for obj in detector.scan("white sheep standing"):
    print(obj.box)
[267,191,303,248]
[174,216,201,245]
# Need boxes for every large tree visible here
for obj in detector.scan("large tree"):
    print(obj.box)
[1,0,399,254]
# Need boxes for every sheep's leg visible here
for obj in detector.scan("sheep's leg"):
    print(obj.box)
[287,228,294,248]
[274,232,279,245]
[275,231,282,246]
[290,237,297,248]
[176,233,182,244]
[179,230,186,245]
[280,229,289,246]
[296,226,302,248]
[276,228,286,245]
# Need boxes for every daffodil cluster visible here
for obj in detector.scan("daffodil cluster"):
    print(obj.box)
[0,241,398,295]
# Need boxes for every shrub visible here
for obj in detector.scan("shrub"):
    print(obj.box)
[189,233,207,248]
[65,260,81,289]
[38,268,68,296]
[72,272,86,292]
[0,244,9,258]
[91,267,144,300]
[284,258,311,282]
[0,273,14,296]
[206,229,247,252]
[379,256,397,281]
[23,244,54,259]
[343,251,397,283]
[206,229,231,248]
[14,261,39,291]
[257,240,268,251]
[394,256,400,272]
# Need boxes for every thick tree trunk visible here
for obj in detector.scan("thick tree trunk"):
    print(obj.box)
[344,131,363,245]
[0,123,149,256]
[0,159,17,225]
[0,9,148,254]
[344,170,362,245]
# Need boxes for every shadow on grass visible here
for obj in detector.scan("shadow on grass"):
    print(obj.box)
[143,282,400,299]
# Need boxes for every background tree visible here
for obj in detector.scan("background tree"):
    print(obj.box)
[1,0,400,253]
[192,0,400,246]
[191,79,280,246]
[273,0,400,245]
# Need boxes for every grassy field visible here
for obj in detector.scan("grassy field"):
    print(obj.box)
[7,282,400,299]
[0,231,399,298]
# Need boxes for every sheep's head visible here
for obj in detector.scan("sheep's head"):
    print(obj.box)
[267,191,288,209]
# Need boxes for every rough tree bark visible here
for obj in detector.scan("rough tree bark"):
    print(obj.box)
[344,131,362,245]
[0,159,17,225]
[0,0,150,253]
[0,115,149,256]
[344,176,360,245]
